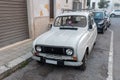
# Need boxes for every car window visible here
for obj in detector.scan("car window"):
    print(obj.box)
[115,10,120,12]
[93,12,104,19]
[88,16,93,26]
[54,16,87,27]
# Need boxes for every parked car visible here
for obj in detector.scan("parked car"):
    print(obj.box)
[93,11,109,34]
[110,10,120,17]
[32,11,97,71]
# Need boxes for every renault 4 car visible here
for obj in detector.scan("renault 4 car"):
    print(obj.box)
[32,11,97,71]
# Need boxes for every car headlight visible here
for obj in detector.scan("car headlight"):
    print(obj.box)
[97,24,102,28]
[66,49,73,56]
[35,46,42,52]
[98,23,104,27]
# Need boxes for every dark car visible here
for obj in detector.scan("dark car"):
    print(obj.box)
[93,11,109,34]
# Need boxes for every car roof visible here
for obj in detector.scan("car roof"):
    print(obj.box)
[58,11,90,17]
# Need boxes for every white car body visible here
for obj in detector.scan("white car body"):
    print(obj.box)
[110,10,120,16]
[32,11,97,67]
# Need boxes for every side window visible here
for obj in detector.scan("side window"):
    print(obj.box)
[88,16,94,26]
[88,16,91,26]
[54,17,61,26]
[91,16,94,25]
[115,10,120,12]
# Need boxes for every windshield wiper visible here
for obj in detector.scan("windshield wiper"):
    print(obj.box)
[59,27,78,30]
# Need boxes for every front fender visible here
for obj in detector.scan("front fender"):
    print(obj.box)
[76,33,89,62]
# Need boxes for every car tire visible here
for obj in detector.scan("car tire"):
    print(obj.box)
[37,61,45,65]
[101,29,104,34]
[80,51,87,71]
[108,23,111,27]
[105,26,107,30]
[111,14,116,17]
[94,42,96,46]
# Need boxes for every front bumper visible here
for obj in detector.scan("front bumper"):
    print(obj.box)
[97,28,103,33]
[32,56,82,66]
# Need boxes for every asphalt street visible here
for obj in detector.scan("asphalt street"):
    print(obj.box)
[3,25,112,80]
[110,18,120,80]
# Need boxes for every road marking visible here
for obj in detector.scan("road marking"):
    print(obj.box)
[107,29,114,80]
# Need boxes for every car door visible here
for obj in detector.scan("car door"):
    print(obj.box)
[88,15,97,52]
[115,10,120,15]
[118,10,120,15]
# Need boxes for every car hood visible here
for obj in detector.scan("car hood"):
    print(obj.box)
[34,29,86,47]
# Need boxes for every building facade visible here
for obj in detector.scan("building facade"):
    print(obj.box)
[0,0,30,48]
[113,0,120,9]
[90,0,113,12]
[0,0,87,48]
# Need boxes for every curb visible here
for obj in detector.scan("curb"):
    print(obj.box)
[0,52,33,80]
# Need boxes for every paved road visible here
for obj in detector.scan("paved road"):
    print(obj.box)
[3,30,111,80]
[110,18,120,80]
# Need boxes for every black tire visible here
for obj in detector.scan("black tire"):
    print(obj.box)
[105,26,107,30]
[110,14,115,17]
[108,23,111,27]
[101,29,104,34]
[75,51,87,71]
[37,61,45,65]
[94,42,96,46]
[80,52,87,71]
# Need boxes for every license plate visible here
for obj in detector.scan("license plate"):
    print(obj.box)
[46,59,57,65]
[46,54,61,59]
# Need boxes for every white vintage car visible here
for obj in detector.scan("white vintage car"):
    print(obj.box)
[32,11,97,71]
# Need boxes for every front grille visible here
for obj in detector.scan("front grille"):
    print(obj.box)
[41,46,66,55]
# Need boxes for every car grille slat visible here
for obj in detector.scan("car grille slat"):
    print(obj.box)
[41,46,66,55]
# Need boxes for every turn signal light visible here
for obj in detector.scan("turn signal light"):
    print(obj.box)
[73,56,77,61]
[34,52,39,56]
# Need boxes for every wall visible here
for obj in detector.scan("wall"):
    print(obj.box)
[33,0,49,17]
[33,0,49,38]
[32,0,74,38]
[30,0,87,38]
[81,0,87,9]
[55,0,73,17]
[90,0,100,9]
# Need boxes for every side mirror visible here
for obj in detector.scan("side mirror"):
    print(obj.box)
[48,24,52,29]
[89,25,93,29]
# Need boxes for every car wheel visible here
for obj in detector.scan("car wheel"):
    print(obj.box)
[111,14,115,17]
[105,26,107,30]
[101,29,104,34]
[94,41,96,46]
[80,51,87,71]
[37,61,45,65]
[108,23,111,27]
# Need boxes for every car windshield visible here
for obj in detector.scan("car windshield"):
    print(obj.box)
[54,16,87,27]
[93,12,104,19]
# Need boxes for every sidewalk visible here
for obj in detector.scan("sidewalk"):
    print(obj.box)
[0,39,33,80]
